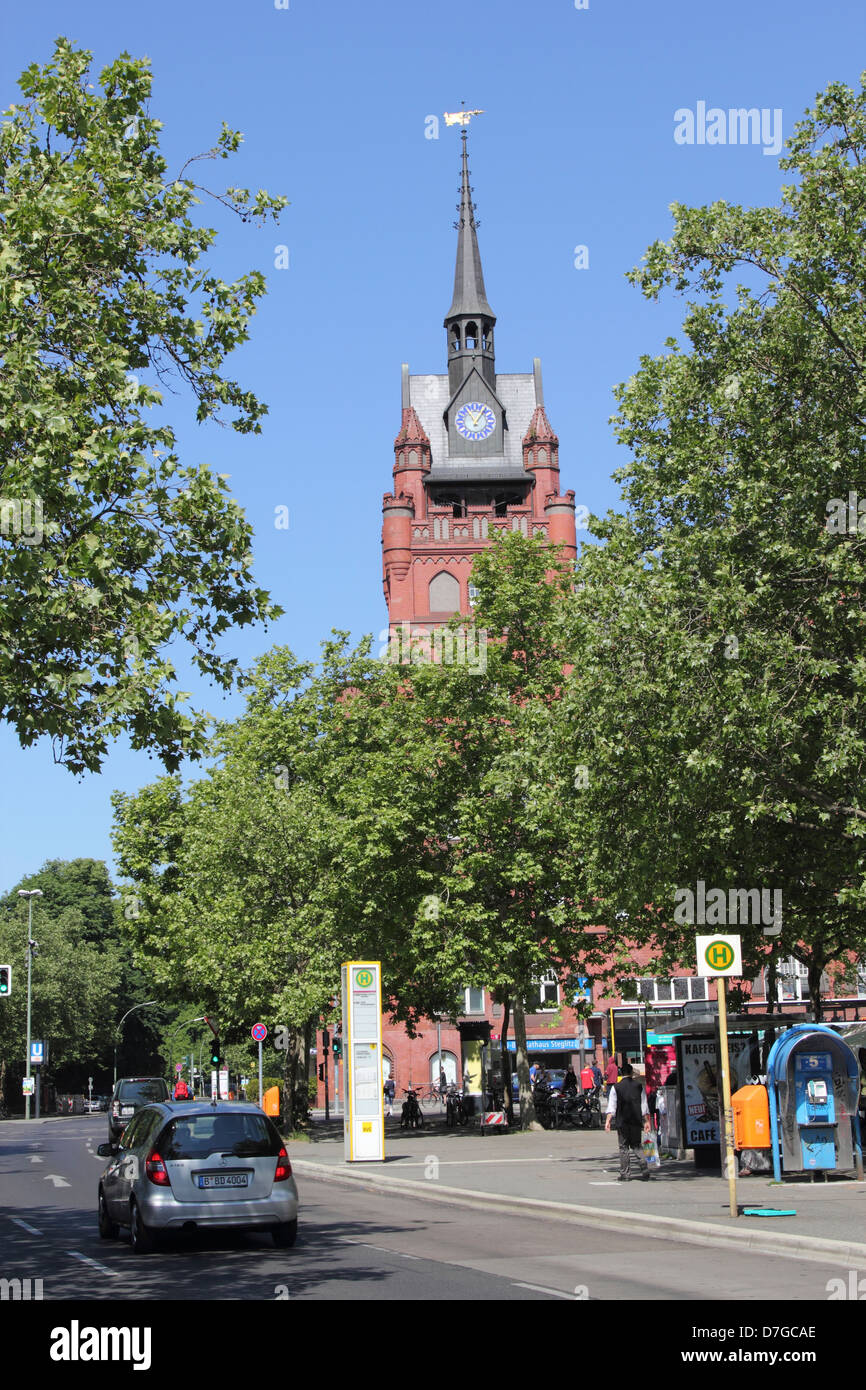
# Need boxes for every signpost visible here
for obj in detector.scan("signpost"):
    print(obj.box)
[696,934,742,1218]
[341,961,384,1162]
[251,1023,268,1106]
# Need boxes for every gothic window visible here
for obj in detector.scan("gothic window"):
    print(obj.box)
[429,570,460,613]
[481,321,491,350]
[465,321,478,350]
[450,326,461,353]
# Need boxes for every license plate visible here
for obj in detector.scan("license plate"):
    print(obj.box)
[197,1173,250,1189]
[121,1106,134,1115]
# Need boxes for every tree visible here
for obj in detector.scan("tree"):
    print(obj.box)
[0,39,286,773]
[559,75,866,1014]
[0,862,123,1099]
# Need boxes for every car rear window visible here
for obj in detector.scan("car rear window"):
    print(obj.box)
[156,1112,282,1160]
[117,1080,168,1104]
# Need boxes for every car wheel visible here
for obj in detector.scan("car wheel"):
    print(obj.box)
[98,1189,118,1240]
[129,1200,155,1255]
[273,1219,298,1249]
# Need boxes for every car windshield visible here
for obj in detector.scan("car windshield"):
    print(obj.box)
[117,1080,167,1104]
[157,1112,281,1160]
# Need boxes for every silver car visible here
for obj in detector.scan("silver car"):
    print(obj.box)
[97,1101,299,1253]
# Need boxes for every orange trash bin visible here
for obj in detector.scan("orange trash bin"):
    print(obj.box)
[262,1085,281,1118]
[732,1083,771,1149]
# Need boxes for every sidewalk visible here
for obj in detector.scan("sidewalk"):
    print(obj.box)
[289,1116,866,1269]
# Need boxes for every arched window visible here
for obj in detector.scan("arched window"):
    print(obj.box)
[450,325,461,353]
[481,321,491,350]
[465,321,478,350]
[429,570,460,614]
[430,1051,458,1086]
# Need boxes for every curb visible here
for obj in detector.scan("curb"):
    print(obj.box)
[290,1158,866,1271]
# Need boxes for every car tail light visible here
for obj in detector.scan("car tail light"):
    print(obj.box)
[145,1150,170,1186]
[274,1147,292,1182]
[111,1102,120,1116]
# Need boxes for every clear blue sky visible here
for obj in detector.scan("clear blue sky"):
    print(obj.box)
[1,0,863,891]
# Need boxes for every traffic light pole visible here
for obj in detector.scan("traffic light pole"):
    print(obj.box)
[204,1016,220,1099]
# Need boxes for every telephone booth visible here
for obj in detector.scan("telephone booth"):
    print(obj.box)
[765,1024,863,1181]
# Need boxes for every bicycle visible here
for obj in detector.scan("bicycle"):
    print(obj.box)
[400,1087,424,1129]
[445,1088,470,1127]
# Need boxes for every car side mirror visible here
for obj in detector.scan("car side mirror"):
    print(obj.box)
[96,1143,117,1158]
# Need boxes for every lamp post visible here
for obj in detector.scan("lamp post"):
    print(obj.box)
[17,890,43,1120]
[114,1001,158,1086]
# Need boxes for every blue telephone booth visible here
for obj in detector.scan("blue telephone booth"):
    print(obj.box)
[766,1024,863,1181]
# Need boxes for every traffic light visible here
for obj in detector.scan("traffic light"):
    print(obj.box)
[322,1028,330,1053]
[0,965,10,997]
[318,1063,325,1081]
[332,1034,342,1060]
[210,1038,221,1069]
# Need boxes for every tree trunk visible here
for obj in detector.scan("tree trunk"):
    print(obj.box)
[765,957,777,1015]
[500,996,515,1125]
[282,1027,302,1132]
[512,995,537,1129]
[808,957,825,1022]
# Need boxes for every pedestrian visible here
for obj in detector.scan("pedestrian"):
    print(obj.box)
[580,1060,594,1092]
[562,1065,578,1095]
[591,1058,603,1090]
[173,1077,189,1101]
[439,1067,447,1097]
[605,1062,652,1181]
[529,1061,539,1086]
[604,1054,619,1093]
[383,1075,396,1116]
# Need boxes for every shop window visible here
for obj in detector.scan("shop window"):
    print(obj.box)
[430,1051,458,1086]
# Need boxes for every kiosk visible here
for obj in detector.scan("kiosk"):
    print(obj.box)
[765,1024,863,1181]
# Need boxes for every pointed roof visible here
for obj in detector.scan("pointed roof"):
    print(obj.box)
[394,406,430,448]
[522,405,559,447]
[444,129,496,324]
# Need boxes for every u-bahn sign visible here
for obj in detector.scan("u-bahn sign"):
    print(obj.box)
[695,934,742,978]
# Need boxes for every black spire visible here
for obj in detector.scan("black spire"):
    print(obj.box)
[444,126,496,393]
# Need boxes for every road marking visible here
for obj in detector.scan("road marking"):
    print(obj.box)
[339,1238,420,1260]
[67,1251,119,1277]
[512,1281,575,1299]
[11,1218,43,1235]
[30,1156,43,1164]
[43,1174,71,1188]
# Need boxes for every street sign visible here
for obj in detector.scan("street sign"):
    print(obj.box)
[695,934,742,978]
[22,1077,35,1096]
[341,961,384,1163]
[30,1040,45,1066]
[175,1062,183,1073]
[251,1023,268,1043]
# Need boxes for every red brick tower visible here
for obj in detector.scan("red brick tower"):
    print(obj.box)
[382,125,576,632]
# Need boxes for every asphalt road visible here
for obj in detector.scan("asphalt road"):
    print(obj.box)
[0,1115,849,1301]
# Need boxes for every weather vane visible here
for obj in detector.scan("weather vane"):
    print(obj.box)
[444,104,485,127]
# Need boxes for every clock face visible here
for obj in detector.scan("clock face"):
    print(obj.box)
[455,401,496,442]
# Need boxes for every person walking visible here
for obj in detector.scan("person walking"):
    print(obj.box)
[605,1062,652,1181]
[580,1060,595,1092]
[384,1075,396,1116]
[562,1065,578,1095]
[591,1058,604,1090]
[604,1054,619,1093]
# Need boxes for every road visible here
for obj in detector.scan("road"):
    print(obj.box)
[0,1115,848,1300]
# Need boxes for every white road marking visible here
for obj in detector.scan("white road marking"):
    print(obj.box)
[29,1156,43,1164]
[43,1174,71,1188]
[11,1218,43,1235]
[339,1238,420,1261]
[512,1281,575,1299]
[67,1251,119,1277]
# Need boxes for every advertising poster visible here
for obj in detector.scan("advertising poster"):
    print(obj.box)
[679,1036,753,1147]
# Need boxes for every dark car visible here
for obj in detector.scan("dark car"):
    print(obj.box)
[511,1068,567,1099]
[108,1077,170,1144]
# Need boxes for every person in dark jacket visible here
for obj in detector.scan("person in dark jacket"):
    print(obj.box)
[604,1063,651,1181]
[562,1066,578,1095]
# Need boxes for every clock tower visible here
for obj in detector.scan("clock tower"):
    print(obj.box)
[382,125,576,632]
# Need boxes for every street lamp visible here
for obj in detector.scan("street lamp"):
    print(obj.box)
[17,889,43,1121]
[114,1001,158,1086]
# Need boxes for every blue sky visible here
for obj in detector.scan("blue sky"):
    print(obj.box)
[1,0,863,891]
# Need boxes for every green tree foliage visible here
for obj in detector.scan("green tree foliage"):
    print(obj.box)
[560,75,866,1012]
[0,39,286,773]
[0,861,122,1095]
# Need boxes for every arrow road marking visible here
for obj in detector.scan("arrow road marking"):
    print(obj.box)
[30,1155,43,1163]
[43,1174,71,1188]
